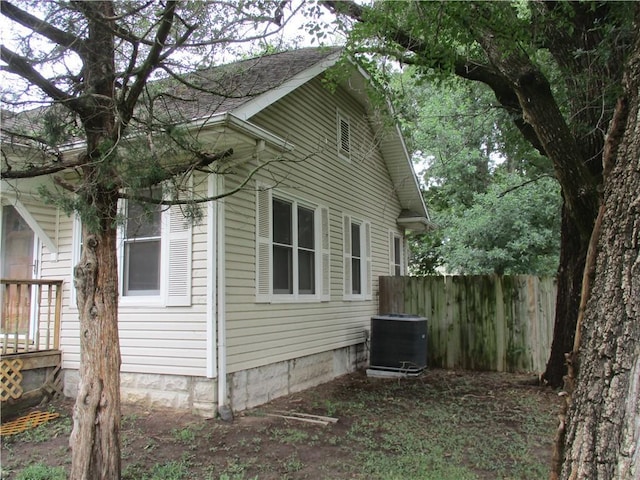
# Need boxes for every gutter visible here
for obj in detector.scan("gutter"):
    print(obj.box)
[185,112,295,153]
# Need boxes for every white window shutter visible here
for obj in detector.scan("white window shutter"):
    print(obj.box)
[256,187,272,302]
[166,205,192,306]
[343,214,352,296]
[402,236,407,275]
[320,206,331,302]
[116,199,126,297]
[389,230,395,276]
[364,221,372,300]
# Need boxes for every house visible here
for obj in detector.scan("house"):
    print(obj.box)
[0,47,430,417]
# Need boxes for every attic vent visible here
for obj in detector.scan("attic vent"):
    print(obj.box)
[338,114,350,159]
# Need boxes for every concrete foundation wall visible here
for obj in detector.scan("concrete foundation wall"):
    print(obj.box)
[63,343,367,417]
[64,370,218,418]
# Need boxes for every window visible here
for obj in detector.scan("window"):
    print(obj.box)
[272,198,315,295]
[343,215,371,300]
[390,232,404,276]
[121,195,192,305]
[72,191,193,306]
[351,222,361,294]
[337,112,351,160]
[123,195,162,296]
[256,187,330,302]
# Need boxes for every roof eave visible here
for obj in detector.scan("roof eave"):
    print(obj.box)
[193,112,294,153]
[397,215,434,234]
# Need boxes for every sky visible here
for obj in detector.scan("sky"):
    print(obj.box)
[0,1,345,109]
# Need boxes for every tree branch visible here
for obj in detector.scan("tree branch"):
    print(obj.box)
[1,1,86,55]
[1,154,87,179]
[122,154,312,206]
[120,1,178,128]
[0,45,81,110]
[321,0,546,156]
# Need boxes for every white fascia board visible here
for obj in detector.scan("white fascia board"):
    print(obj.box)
[231,51,343,121]
[397,216,433,233]
[390,121,430,222]
[338,58,430,222]
[186,112,295,153]
[4,113,294,172]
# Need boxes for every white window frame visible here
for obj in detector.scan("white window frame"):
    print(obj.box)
[337,110,351,162]
[122,196,163,298]
[343,214,372,301]
[70,214,82,309]
[389,231,405,276]
[256,186,330,303]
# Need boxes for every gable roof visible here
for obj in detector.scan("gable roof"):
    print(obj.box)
[183,48,430,227]
[1,47,430,229]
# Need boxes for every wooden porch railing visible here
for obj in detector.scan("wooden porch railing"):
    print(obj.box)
[1,279,64,355]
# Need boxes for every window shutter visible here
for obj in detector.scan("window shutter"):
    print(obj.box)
[364,221,372,300]
[343,214,352,296]
[256,187,272,302]
[166,205,192,306]
[320,206,331,302]
[116,199,126,297]
[389,231,395,276]
[403,237,408,275]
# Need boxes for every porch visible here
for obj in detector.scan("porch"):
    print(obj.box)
[1,279,63,355]
[1,279,64,418]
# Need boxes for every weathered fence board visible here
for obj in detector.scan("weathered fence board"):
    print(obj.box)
[379,275,556,373]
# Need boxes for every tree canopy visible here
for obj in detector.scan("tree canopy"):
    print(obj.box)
[390,72,561,275]
[321,0,634,389]
[320,1,639,477]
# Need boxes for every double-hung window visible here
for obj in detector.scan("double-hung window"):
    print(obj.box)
[389,231,404,276]
[272,198,315,295]
[256,187,330,302]
[123,195,162,296]
[120,193,192,305]
[343,215,372,300]
[71,191,192,307]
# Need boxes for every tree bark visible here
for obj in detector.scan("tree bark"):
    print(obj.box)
[69,197,122,480]
[543,206,586,388]
[560,12,640,477]
[66,3,123,478]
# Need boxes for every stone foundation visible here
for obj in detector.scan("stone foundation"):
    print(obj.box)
[63,343,367,417]
[63,370,218,417]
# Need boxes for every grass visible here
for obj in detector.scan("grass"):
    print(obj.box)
[0,370,558,480]
[11,463,66,480]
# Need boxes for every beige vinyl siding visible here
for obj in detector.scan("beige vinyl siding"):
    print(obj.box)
[223,75,405,373]
[18,196,59,252]
[11,69,410,382]
[34,173,210,377]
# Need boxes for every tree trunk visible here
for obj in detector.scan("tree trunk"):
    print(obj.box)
[69,190,121,480]
[542,205,587,388]
[560,15,640,478]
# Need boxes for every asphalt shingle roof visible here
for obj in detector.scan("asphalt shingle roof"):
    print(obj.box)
[1,47,342,145]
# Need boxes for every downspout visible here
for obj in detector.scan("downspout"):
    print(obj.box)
[216,175,232,421]
[206,176,216,379]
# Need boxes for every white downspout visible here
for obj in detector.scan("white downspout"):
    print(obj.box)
[216,175,232,420]
[206,176,217,379]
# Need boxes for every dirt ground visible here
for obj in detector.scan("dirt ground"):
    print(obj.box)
[1,369,560,480]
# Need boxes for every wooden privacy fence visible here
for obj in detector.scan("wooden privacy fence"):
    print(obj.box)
[379,275,557,373]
